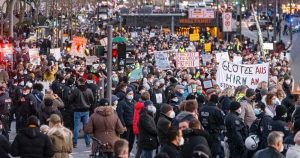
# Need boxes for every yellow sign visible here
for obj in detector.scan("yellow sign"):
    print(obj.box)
[189,34,200,42]
[204,43,212,52]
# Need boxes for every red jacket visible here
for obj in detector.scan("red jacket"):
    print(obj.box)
[133,101,144,135]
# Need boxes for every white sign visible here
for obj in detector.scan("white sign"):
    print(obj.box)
[202,54,212,66]
[154,52,171,70]
[233,56,243,64]
[188,8,215,19]
[263,43,274,50]
[176,52,200,68]
[28,48,41,65]
[85,56,98,65]
[222,12,232,32]
[217,60,269,89]
[215,52,230,62]
[280,52,291,61]
[50,48,61,61]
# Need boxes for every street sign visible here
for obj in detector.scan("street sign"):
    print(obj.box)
[222,12,232,32]
[188,8,215,19]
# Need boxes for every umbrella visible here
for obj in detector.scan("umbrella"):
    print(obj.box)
[112,36,127,43]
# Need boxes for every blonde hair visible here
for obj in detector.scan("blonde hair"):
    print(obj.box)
[221,87,234,97]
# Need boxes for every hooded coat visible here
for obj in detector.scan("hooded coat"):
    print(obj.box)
[47,124,73,158]
[11,127,54,158]
[85,106,125,153]
[133,101,144,135]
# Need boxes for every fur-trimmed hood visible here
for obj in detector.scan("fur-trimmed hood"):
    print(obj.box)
[47,124,72,140]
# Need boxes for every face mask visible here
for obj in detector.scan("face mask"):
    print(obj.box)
[197,90,202,94]
[254,108,261,116]
[179,89,184,94]
[147,105,157,114]
[285,80,291,85]
[23,91,29,95]
[182,82,187,86]
[169,111,175,118]
[155,82,160,87]
[112,77,119,82]
[179,137,184,146]
[140,90,146,94]
[172,97,178,102]
[237,108,242,114]
[126,95,134,100]
[279,144,284,152]
[62,80,65,84]
[272,100,277,105]
[19,81,25,86]
[114,101,118,106]
[112,105,117,111]
[23,70,28,75]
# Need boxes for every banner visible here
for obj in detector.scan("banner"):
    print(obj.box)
[155,52,171,70]
[85,56,98,65]
[29,48,41,65]
[217,60,269,89]
[202,54,212,66]
[204,43,211,52]
[190,34,200,41]
[233,56,243,64]
[71,36,87,57]
[215,52,229,62]
[50,48,61,61]
[222,12,232,32]
[176,52,200,68]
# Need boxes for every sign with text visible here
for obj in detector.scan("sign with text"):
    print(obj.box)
[222,12,232,32]
[215,52,230,62]
[176,52,200,68]
[263,43,274,50]
[216,60,269,89]
[202,54,212,66]
[190,34,200,41]
[154,52,171,70]
[50,48,61,61]
[29,48,41,65]
[188,8,215,19]
[204,43,212,52]
[85,56,98,65]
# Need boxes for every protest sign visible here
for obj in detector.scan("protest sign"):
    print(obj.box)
[176,52,200,68]
[202,54,212,66]
[28,48,41,65]
[280,52,291,61]
[233,56,243,64]
[85,56,98,65]
[129,68,143,82]
[203,80,213,89]
[2,44,13,61]
[154,51,171,70]
[204,43,211,52]
[71,36,87,57]
[216,60,269,89]
[50,48,61,61]
[189,34,200,42]
[215,52,229,62]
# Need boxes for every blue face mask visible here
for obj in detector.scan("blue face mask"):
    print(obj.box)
[254,108,261,116]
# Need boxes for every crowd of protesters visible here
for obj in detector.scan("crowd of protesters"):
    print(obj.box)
[0,23,298,158]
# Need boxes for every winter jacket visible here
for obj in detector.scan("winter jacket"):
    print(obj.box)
[0,134,10,158]
[219,96,232,114]
[17,94,38,130]
[39,104,62,125]
[253,146,285,158]
[43,65,58,82]
[85,106,125,153]
[47,124,73,158]
[31,89,44,110]
[138,109,158,150]
[117,99,135,126]
[157,113,172,145]
[160,143,181,158]
[270,116,291,138]
[240,98,256,127]
[133,101,144,135]
[286,144,300,158]
[0,92,11,115]
[181,128,211,158]
[11,127,54,158]
[69,85,94,112]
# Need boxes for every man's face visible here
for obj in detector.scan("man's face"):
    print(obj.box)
[179,121,189,131]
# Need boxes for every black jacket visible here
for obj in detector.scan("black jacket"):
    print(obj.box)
[11,127,54,158]
[157,113,172,145]
[199,102,225,134]
[138,109,158,150]
[160,143,181,158]
[282,95,295,122]
[181,128,211,158]
[17,93,38,130]
[225,112,248,156]
[117,98,135,126]
[0,134,10,158]
[69,85,94,112]
[219,96,232,114]
[271,116,291,138]
[0,92,11,115]
[253,147,285,158]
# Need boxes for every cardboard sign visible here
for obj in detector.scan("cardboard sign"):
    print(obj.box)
[85,56,98,65]
[216,60,269,89]
[176,52,200,68]
[154,51,171,70]
[203,80,213,89]
[50,48,61,61]
[2,44,13,61]
[204,43,212,52]
[71,36,87,57]
[28,48,41,65]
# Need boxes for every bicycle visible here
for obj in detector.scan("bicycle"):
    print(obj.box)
[89,137,112,158]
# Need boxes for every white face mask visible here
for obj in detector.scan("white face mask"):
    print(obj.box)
[279,144,284,152]
[169,111,175,119]
[237,108,242,114]
[112,105,117,111]
[172,97,179,102]
[114,101,118,106]
[179,137,184,146]
[126,95,134,100]
[285,80,291,85]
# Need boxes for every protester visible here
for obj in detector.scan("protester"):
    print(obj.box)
[239,88,257,127]
[47,114,73,158]
[253,131,285,158]
[157,104,174,146]
[159,126,182,158]
[270,105,291,137]
[286,131,300,158]
[11,116,54,158]
[85,98,125,158]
